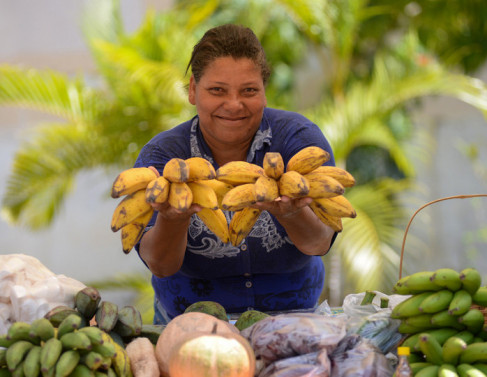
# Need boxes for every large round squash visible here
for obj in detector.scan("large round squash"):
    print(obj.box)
[156,312,239,377]
[168,329,255,377]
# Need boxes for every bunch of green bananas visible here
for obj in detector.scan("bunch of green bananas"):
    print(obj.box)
[391,267,487,376]
[0,286,164,377]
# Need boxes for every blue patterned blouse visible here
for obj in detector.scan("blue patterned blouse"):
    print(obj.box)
[134,107,337,321]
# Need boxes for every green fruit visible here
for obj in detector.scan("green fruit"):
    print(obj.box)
[234,310,270,331]
[184,301,228,322]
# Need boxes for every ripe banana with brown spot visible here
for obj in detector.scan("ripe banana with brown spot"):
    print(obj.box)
[221,183,257,211]
[111,189,152,232]
[254,175,279,202]
[263,152,285,179]
[111,167,158,199]
[229,207,262,246]
[312,195,356,218]
[163,158,190,183]
[196,208,230,243]
[195,179,234,208]
[286,146,330,175]
[168,182,193,211]
[216,161,264,185]
[304,171,345,199]
[309,166,356,187]
[309,201,343,232]
[187,181,219,209]
[145,176,170,204]
[278,171,310,198]
[120,209,154,254]
[185,157,216,181]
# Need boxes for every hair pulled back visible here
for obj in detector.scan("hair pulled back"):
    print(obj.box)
[186,24,271,85]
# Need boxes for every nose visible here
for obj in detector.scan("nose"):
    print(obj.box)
[223,93,244,111]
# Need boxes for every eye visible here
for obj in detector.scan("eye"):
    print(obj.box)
[243,87,258,95]
[208,87,224,94]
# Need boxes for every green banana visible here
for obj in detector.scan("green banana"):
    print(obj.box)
[67,364,94,377]
[460,268,482,296]
[460,343,487,364]
[139,324,164,345]
[6,341,34,372]
[11,360,25,377]
[75,287,102,321]
[77,327,105,346]
[443,336,468,365]
[0,335,14,348]
[420,290,455,314]
[411,362,433,374]
[402,271,442,294]
[80,351,103,371]
[59,332,92,351]
[40,338,63,373]
[473,364,487,375]
[458,309,485,334]
[7,322,32,342]
[398,321,429,334]
[0,348,6,368]
[57,314,86,339]
[472,287,487,307]
[44,306,81,328]
[419,333,444,365]
[393,275,412,294]
[457,363,487,377]
[415,365,440,377]
[94,302,119,333]
[391,292,434,318]
[22,346,41,377]
[438,364,459,377]
[432,268,462,291]
[29,318,55,342]
[55,350,80,377]
[431,310,466,330]
[449,290,473,316]
[456,331,477,345]
[90,342,117,360]
[112,306,142,338]
[404,328,460,351]
[405,313,435,330]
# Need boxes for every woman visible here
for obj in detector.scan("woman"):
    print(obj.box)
[134,24,337,324]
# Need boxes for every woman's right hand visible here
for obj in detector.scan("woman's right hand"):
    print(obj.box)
[150,201,201,222]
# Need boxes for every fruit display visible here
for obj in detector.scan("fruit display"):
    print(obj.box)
[391,267,487,375]
[110,147,357,252]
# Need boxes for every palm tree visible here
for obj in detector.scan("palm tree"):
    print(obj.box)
[1,0,486,310]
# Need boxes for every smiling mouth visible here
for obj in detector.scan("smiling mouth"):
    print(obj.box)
[216,114,247,121]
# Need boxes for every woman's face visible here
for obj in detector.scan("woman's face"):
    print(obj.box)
[188,57,267,149]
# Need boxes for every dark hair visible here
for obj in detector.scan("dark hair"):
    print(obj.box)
[186,24,271,85]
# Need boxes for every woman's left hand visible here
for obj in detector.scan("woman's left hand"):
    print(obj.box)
[251,195,313,219]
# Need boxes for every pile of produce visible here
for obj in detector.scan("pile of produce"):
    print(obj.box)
[392,267,487,375]
[109,146,356,252]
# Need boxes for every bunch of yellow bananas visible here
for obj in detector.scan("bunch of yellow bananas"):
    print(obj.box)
[110,157,231,253]
[110,147,357,252]
[217,146,356,245]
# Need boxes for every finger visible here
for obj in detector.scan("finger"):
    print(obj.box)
[148,165,160,177]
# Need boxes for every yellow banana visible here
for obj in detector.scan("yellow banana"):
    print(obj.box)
[185,157,216,181]
[254,175,279,202]
[216,161,264,185]
[229,207,262,246]
[162,158,190,183]
[145,176,170,204]
[111,189,152,232]
[312,195,357,218]
[309,201,343,232]
[263,152,285,179]
[168,182,193,211]
[308,166,356,187]
[187,181,219,209]
[110,167,158,198]
[304,172,345,199]
[221,183,257,211]
[278,171,310,198]
[196,208,230,244]
[120,209,154,254]
[195,179,234,208]
[286,146,330,175]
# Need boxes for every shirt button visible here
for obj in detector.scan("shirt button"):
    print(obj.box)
[240,244,247,251]
[245,281,252,288]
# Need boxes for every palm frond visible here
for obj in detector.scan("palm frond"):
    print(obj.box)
[0,66,103,123]
[2,123,103,228]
